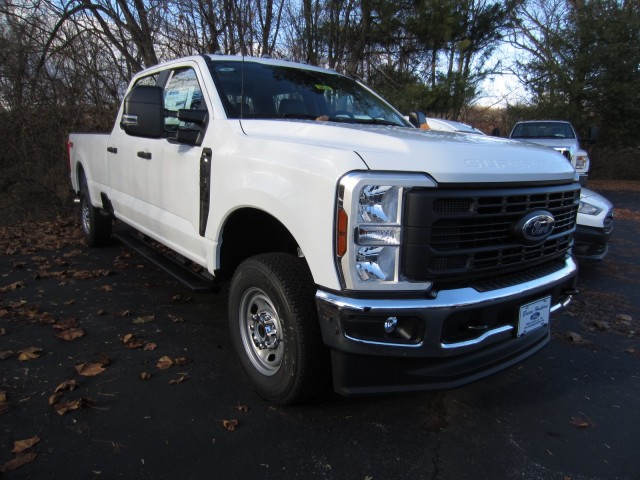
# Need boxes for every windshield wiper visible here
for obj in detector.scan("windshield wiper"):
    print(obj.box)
[357,118,402,126]
[281,113,320,120]
[326,116,402,126]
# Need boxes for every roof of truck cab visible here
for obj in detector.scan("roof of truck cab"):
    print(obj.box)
[132,55,343,79]
[203,54,341,75]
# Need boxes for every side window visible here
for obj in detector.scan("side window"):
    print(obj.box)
[163,68,206,133]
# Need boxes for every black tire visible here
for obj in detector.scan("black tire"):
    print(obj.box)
[80,185,112,247]
[228,253,329,405]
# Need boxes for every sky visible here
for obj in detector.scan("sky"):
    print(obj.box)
[475,44,531,108]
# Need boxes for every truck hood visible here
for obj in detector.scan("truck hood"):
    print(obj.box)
[515,137,580,151]
[240,120,577,184]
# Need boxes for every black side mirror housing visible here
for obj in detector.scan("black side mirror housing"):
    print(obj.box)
[173,109,209,146]
[409,111,427,128]
[121,86,164,138]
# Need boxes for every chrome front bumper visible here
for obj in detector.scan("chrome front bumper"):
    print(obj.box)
[315,256,578,396]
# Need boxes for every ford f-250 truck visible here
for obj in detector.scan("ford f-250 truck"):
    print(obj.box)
[509,120,591,185]
[68,55,580,404]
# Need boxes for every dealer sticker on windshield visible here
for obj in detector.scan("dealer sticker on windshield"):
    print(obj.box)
[518,296,551,336]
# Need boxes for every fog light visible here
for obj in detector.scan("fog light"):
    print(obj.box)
[384,317,398,333]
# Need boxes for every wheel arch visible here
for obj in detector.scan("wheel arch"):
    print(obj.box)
[217,207,306,279]
[76,162,87,193]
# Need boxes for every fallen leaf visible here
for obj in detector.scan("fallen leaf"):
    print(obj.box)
[156,356,173,370]
[75,362,106,377]
[123,334,143,349]
[589,320,609,331]
[0,390,5,402]
[56,328,85,341]
[222,419,239,431]
[0,281,24,293]
[616,313,632,322]
[565,331,584,343]
[132,315,154,325]
[64,299,75,306]
[38,314,56,325]
[48,393,61,405]
[53,398,91,415]
[96,309,107,316]
[570,416,590,428]
[1,451,37,472]
[235,404,250,413]
[98,285,113,292]
[11,436,40,453]
[114,310,130,318]
[54,379,77,393]
[140,372,152,380]
[169,314,184,323]
[174,356,188,366]
[143,342,157,351]
[17,347,42,361]
[169,374,187,385]
[53,317,78,330]
[0,351,13,360]
[171,294,192,304]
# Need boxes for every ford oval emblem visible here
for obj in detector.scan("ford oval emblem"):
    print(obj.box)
[513,210,555,245]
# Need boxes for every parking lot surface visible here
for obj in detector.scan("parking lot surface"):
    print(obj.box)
[1,183,639,479]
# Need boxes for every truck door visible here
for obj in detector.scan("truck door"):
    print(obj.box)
[110,64,212,264]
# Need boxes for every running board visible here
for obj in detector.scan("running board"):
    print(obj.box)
[114,228,218,292]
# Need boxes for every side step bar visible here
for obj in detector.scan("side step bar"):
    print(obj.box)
[114,227,218,292]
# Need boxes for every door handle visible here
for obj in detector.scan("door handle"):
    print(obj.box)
[137,151,152,160]
[107,146,118,154]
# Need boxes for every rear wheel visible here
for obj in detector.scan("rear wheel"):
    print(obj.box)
[80,184,112,247]
[228,253,328,405]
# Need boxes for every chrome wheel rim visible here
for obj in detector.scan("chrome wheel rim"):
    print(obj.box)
[239,287,283,376]
[81,196,91,235]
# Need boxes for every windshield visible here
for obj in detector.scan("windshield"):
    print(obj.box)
[511,122,575,139]
[208,60,409,127]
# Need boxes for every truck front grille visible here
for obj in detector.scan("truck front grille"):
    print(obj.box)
[402,184,580,286]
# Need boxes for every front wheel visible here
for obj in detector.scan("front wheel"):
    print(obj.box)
[80,186,112,247]
[228,253,328,405]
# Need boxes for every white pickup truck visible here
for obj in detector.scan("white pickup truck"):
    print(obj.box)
[509,120,591,185]
[68,55,580,404]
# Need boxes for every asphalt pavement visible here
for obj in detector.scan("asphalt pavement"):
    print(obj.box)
[1,185,639,480]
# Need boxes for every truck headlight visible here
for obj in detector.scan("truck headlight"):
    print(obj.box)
[574,154,589,170]
[578,200,602,216]
[336,173,436,291]
[355,186,402,281]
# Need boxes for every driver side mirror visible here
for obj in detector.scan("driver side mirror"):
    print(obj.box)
[408,111,427,129]
[121,85,164,138]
